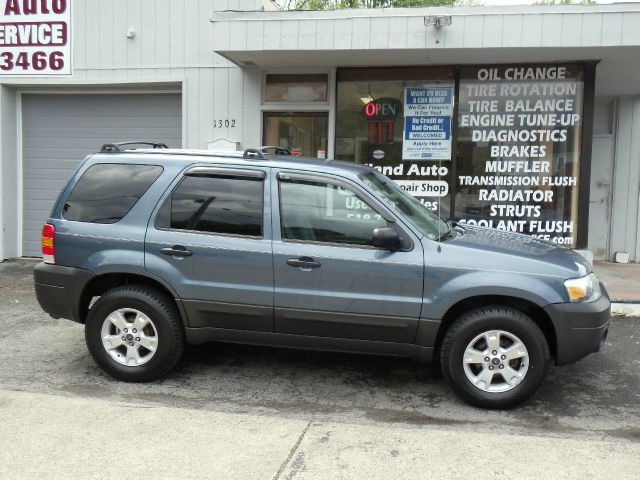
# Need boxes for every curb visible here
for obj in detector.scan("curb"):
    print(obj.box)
[611,302,640,317]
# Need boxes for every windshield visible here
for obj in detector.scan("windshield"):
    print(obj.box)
[360,170,449,240]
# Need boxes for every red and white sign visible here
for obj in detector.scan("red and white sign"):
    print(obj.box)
[0,0,71,76]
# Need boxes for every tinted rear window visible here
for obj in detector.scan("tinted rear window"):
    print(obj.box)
[63,164,163,223]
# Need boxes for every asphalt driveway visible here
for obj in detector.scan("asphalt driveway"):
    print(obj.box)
[0,258,639,478]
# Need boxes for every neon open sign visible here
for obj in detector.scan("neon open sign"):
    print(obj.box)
[362,98,402,144]
[362,98,402,120]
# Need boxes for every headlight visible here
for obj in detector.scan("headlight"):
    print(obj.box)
[564,273,601,303]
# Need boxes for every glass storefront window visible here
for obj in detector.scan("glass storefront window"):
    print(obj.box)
[263,112,328,158]
[265,74,328,102]
[335,63,589,247]
[336,67,455,219]
[454,64,584,247]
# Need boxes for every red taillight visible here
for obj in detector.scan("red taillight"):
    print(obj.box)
[42,223,55,264]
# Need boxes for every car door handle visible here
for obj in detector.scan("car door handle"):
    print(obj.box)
[161,246,193,257]
[286,257,321,269]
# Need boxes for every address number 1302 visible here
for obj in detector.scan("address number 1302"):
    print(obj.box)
[214,119,236,128]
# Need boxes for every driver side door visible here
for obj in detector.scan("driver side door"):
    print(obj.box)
[271,170,424,343]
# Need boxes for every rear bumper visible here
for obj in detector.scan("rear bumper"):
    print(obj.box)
[544,285,611,366]
[34,262,94,323]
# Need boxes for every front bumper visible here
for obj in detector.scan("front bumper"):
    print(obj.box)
[544,284,611,365]
[34,262,94,323]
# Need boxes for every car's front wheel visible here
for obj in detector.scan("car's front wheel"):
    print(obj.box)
[440,305,550,409]
[85,285,185,381]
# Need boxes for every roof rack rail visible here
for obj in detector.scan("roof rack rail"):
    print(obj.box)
[260,146,292,155]
[242,146,293,159]
[100,141,169,153]
[243,148,264,159]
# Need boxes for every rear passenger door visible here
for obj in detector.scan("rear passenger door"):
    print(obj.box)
[145,166,274,331]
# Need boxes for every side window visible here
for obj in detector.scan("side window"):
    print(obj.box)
[63,164,163,223]
[279,177,387,246]
[162,174,264,237]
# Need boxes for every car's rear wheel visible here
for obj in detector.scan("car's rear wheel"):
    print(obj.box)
[85,285,185,381]
[440,305,550,409]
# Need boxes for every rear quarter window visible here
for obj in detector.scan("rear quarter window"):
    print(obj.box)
[63,163,163,223]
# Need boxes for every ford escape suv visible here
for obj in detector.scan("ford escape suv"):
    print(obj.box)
[34,144,611,409]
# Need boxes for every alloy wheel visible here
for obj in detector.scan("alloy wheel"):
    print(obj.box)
[462,329,529,393]
[100,308,159,367]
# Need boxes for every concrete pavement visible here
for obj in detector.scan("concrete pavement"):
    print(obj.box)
[594,261,640,316]
[594,261,640,302]
[1,389,638,480]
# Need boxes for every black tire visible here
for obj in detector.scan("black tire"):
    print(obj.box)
[440,305,550,409]
[85,285,185,382]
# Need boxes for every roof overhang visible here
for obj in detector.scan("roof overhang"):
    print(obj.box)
[212,4,640,96]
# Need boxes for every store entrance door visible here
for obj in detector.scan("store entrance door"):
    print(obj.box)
[263,112,328,158]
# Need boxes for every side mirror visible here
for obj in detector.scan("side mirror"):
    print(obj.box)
[372,227,401,251]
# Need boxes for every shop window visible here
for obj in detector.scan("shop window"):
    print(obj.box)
[263,112,328,158]
[335,67,455,219]
[265,74,328,102]
[454,64,585,247]
[336,64,590,248]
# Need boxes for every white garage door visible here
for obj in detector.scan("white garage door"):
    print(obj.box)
[21,93,182,256]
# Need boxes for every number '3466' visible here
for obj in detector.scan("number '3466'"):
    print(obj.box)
[0,51,65,71]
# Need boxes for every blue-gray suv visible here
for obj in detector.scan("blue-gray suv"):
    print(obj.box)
[34,144,611,408]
